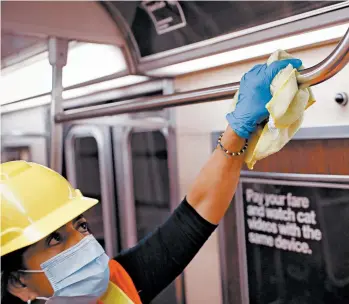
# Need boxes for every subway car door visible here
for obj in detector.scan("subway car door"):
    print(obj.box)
[64,124,119,257]
[113,123,184,304]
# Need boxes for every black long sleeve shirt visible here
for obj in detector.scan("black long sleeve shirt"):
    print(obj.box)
[115,198,217,303]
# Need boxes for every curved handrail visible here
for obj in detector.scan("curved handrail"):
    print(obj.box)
[56,27,349,123]
[298,27,349,86]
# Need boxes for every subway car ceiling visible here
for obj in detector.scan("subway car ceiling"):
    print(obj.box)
[2,1,349,76]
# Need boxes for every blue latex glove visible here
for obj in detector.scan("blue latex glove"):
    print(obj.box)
[226,59,303,139]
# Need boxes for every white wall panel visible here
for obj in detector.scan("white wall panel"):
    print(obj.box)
[1,106,48,134]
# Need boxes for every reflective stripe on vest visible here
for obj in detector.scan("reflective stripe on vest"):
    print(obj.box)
[99,281,135,304]
[97,259,142,304]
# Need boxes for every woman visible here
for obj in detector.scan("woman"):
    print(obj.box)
[1,58,302,304]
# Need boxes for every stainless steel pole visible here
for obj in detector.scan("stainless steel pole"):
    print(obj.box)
[49,38,68,173]
[297,27,349,86]
[56,27,349,123]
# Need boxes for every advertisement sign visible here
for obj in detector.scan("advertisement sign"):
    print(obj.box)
[242,180,349,304]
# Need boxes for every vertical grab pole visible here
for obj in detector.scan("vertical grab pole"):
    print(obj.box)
[48,38,68,173]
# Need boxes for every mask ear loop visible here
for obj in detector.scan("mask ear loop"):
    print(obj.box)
[19,271,49,303]
[27,296,50,303]
[18,270,44,273]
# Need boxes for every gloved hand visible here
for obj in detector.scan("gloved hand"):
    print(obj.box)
[226,59,303,139]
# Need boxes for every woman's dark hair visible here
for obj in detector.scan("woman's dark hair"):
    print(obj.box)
[1,247,29,304]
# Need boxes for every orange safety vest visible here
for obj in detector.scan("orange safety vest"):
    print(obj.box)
[98,260,142,304]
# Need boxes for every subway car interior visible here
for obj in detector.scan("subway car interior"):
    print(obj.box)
[1,1,349,303]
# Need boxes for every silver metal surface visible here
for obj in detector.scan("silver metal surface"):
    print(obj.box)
[56,81,240,122]
[293,125,349,140]
[55,27,349,123]
[160,126,185,304]
[65,125,119,257]
[102,2,140,74]
[1,78,166,114]
[298,27,349,87]
[64,79,166,109]
[218,182,250,304]
[240,171,349,183]
[49,38,68,173]
[162,78,177,124]
[76,115,170,129]
[235,183,251,304]
[217,222,229,304]
[112,127,138,249]
[65,70,129,91]
[1,132,49,138]
[240,177,349,189]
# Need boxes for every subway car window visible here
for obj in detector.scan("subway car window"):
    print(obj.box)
[130,130,177,304]
[74,136,105,248]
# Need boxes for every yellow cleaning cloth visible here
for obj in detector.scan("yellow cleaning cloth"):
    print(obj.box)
[231,50,315,169]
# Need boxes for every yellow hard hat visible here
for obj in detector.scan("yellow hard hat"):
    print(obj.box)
[0,161,98,257]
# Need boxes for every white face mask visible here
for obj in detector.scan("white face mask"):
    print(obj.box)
[21,235,110,303]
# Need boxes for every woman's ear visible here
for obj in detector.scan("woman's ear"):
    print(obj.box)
[7,272,37,302]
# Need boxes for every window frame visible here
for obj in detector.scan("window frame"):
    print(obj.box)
[64,124,119,257]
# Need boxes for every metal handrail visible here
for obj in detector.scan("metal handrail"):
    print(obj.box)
[55,27,349,123]
[297,27,349,86]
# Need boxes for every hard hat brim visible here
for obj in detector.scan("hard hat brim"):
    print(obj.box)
[1,196,99,257]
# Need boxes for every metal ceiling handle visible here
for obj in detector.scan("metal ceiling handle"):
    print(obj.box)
[56,27,349,123]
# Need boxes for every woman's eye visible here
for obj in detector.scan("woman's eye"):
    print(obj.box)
[77,221,90,234]
[47,232,62,246]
